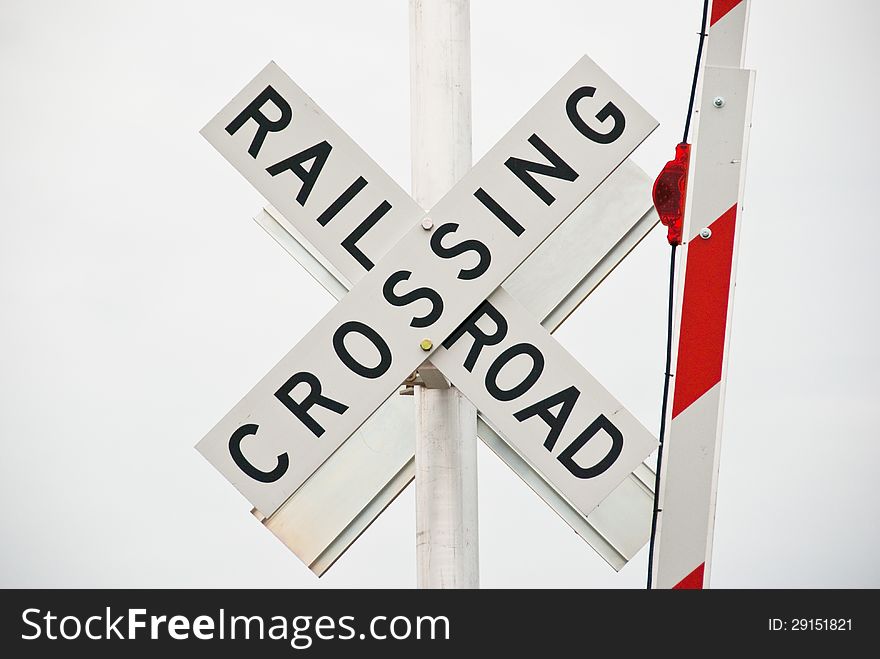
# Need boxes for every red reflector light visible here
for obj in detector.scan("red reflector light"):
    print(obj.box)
[652,143,691,246]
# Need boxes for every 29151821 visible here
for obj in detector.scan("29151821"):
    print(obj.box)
[769,618,853,631]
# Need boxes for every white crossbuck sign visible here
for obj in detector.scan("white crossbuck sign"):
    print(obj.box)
[199,57,660,566]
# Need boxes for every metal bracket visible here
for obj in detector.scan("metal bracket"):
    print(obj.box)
[399,372,419,396]
[417,361,450,389]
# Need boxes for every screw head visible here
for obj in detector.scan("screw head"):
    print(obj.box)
[421,218,434,230]
[713,96,725,108]
[420,338,433,351]
[699,227,712,239]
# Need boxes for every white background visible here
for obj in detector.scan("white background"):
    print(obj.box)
[1,0,877,588]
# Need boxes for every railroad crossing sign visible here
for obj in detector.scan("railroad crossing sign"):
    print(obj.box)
[198,56,659,567]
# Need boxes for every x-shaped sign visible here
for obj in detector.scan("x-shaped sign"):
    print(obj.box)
[198,58,659,540]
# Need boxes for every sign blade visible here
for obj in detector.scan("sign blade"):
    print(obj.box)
[433,287,657,518]
[201,61,423,287]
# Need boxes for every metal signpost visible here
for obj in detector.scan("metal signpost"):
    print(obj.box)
[409,0,479,587]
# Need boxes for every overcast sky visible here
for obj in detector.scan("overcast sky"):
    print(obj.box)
[1,0,878,588]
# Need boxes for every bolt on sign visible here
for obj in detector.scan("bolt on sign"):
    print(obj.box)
[198,57,659,560]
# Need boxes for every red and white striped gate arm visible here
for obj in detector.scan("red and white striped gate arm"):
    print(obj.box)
[651,0,756,589]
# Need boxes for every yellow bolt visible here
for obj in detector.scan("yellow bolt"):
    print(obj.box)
[420,339,433,351]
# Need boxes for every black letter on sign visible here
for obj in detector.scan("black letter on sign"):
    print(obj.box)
[274,372,348,438]
[566,86,625,145]
[558,414,623,479]
[341,201,391,272]
[485,343,545,402]
[266,140,332,206]
[504,134,578,206]
[429,223,491,281]
[228,423,289,483]
[474,187,525,236]
[316,177,368,226]
[442,301,508,372]
[514,385,581,451]
[333,321,392,379]
[225,85,293,158]
[382,270,443,329]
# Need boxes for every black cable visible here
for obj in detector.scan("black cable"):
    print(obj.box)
[646,243,677,589]
[682,0,710,144]
[646,0,710,590]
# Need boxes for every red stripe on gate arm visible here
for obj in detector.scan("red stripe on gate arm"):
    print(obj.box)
[673,563,705,589]
[671,204,738,418]
[710,0,743,26]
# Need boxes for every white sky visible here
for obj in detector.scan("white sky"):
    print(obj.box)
[1,0,878,588]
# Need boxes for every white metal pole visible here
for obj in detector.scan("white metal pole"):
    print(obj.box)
[409,0,479,588]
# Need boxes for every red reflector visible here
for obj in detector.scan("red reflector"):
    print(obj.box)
[652,143,691,246]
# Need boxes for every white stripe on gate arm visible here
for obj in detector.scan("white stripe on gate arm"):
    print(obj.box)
[652,0,755,589]
[198,56,658,516]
